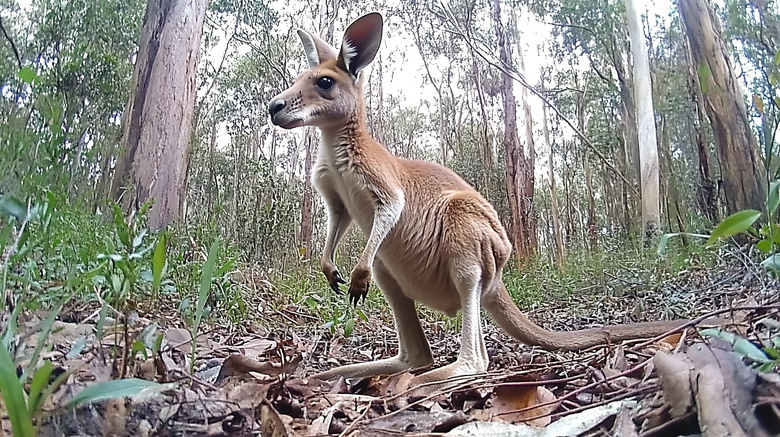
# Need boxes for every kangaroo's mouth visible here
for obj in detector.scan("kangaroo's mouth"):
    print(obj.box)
[279,119,304,129]
[271,115,304,129]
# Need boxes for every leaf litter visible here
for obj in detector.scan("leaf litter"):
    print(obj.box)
[1,247,780,436]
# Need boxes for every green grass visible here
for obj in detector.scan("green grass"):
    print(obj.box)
[504,237,716,309]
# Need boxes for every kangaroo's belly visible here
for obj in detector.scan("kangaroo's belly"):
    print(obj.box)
[376,212,464,317]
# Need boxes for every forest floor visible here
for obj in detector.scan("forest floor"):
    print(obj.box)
[4,246,780,436]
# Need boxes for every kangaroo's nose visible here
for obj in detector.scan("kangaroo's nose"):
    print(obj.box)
[269,99,286,117]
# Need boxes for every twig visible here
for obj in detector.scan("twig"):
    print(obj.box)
[639,411,696,437]
[338,399,373,437]
[496,358,654,417]
[538,385,655,423]
[0,17,22,69]
[629,304,780,351]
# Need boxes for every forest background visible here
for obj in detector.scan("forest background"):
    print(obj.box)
[0,0,778,335]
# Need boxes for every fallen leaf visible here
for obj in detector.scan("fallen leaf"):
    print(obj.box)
[488,385,557,426]
[609,405,639,437]
[261,399,294,437]
[447,400,635,436]
[215,353,302,385]
[654,351,693,418]
[238,338,277,358]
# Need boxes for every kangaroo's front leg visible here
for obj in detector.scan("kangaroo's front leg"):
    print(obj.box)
[348,188,404,305]
[319,185,353,293]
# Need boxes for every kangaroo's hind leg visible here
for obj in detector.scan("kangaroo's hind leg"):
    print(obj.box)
[405,262,490,394]
[313,259,434,380]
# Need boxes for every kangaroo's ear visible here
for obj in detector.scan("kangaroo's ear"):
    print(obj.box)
[298,29,337,68]
[337,12,383,79]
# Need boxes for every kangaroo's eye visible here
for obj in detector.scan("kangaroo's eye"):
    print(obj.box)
[317,77,334,90]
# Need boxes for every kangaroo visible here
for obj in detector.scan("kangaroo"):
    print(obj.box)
[268,12,690,391]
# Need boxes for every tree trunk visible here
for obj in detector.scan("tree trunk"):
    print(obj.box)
[232,136,244,240]
[206,121,217,220]
[660,116,689,244]
[683,30,718,222]
[491,0,532,264]
[300,128,316,258]
[542,101,564,269]
[513,12,537,255]
[679,0,767,214]
[471,49,492,198]
[626,0,661,239]
[576,76,598,251]
[109,0,207,231]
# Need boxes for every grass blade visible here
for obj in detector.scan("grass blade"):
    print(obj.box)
[0,345,34,437]
[152,234,166,296]
[191,240,219,372]
[27,360,52,415]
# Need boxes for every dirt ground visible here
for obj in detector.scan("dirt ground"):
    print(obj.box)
[4,246,780,436]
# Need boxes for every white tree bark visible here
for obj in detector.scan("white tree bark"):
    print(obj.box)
[625,0,661,238]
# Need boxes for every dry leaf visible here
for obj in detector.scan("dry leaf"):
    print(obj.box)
[654,351,693,418]
[215,353,303,384]
[238,338,277,358]
[488,385,557,426]
[610,405,639,437]
[261,399,295,437]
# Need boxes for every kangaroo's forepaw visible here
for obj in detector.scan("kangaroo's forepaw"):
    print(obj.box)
[323,265,347,294]
[348,266,371,306]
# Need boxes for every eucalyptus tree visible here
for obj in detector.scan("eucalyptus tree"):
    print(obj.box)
[722,0,780,181]
[625,0,660,238]
[110,0,209,231]
[679,0,768,214]
[533,0,642,234]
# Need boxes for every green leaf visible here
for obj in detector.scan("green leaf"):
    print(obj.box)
[65,336,87,359]
[774,48,780,65]
[762,254,780,273]
[110,202,131,249]
[23,303,63,381]
[17,66,37,84]
[152,333,164,356]
[657,232,710,255]
[707,210,762,246]
[0,345,35,437]
[191,240,219,372]
[138,323,159,350]
[768,180,780,216]
[700,328,770,362]
[131,340,147,360]
[152,235,166,295]
[757,239,772,253]
[132,229,147,249]
[66,378,172,408]
[194,241,219,331]
[0,194,28,221]
[344,319,355,337]
[28,360,53,415]
[356,309,368,322]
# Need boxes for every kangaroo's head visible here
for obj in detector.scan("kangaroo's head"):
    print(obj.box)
[268,12,383,130]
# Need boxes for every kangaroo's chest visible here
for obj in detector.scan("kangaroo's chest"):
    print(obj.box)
[312,147,375,231]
